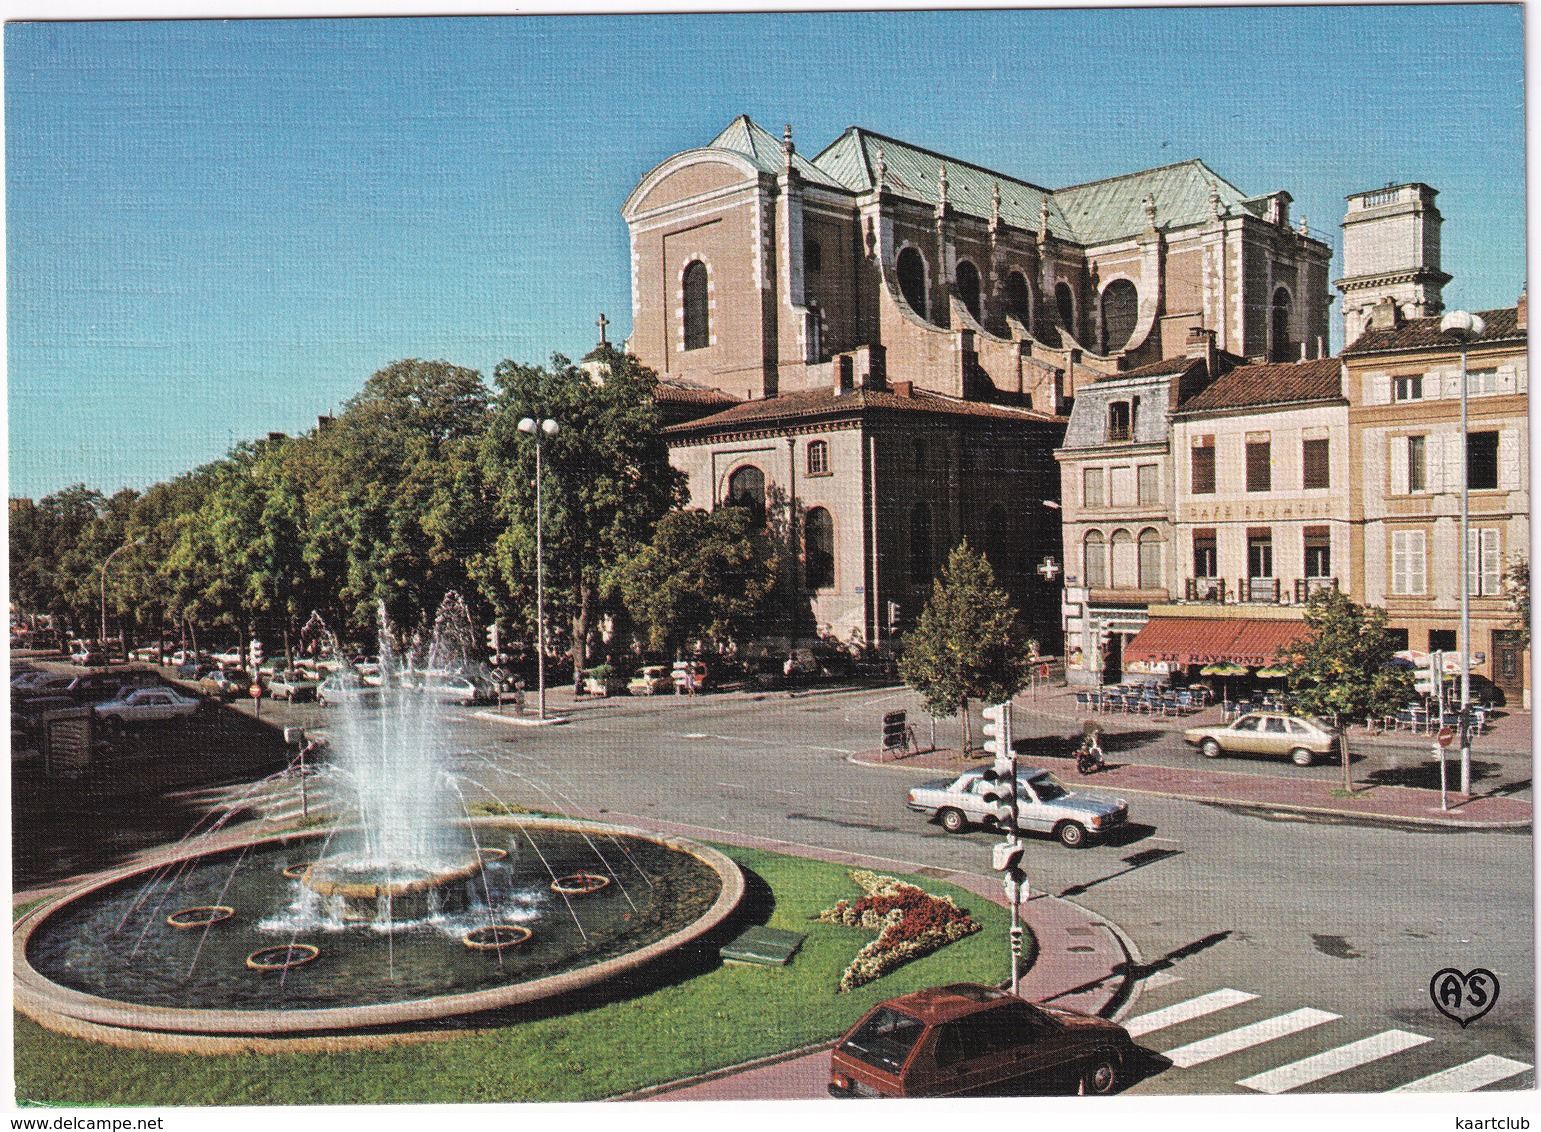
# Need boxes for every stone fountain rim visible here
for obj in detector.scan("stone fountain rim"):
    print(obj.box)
[13,816,744,1043]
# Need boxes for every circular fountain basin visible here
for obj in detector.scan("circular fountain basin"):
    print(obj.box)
[14,817,743,1052]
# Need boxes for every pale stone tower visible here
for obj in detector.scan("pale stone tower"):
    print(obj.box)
[1335,182,1450,345]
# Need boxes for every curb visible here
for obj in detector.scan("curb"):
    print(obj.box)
[846,753,1531,831]
[1095,782,1533,831]
[608,1040,837,1102]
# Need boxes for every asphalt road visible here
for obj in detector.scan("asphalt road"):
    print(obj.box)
[433,685,1534,1095]
[15,678,1532,1096]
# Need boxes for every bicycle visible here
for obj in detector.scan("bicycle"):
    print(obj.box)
[1075,738,1105,775]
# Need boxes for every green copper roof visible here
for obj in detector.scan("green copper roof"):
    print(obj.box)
[710,118,1277,247]
[707,116,845,189]
[1053,160,1251,244]
[813,127,1072,236]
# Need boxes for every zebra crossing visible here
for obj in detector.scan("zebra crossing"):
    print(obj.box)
[1124,980,1532,1094]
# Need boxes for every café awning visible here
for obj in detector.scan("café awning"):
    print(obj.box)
[1124,616,1308,669]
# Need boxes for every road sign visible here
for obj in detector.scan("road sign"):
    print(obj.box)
[1437,726,1456,748]
[249,683,263,700]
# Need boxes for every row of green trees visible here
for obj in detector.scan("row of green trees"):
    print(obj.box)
[11,350,781,670]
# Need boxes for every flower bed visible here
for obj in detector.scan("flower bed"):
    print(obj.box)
[817,869,982,992]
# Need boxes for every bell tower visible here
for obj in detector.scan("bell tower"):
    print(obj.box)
[1335,182,1451,345]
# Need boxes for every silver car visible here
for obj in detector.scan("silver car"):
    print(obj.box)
[907,766,1129,848]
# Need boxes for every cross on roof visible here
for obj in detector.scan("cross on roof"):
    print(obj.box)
[1037,556,1061,582]
[596,312,609,345]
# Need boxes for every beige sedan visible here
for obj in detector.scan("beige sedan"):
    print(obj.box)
[1183,711,1336,766]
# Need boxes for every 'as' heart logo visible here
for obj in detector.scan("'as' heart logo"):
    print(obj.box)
[1429,968,1500,1028]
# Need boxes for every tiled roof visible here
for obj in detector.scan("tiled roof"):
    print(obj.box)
[1176,357,1343,413]
[1096,356,1204,382]
[654,380,741,406]
[664,385,1061,435]
[708,117,846,189]
[1341,307,1523,355]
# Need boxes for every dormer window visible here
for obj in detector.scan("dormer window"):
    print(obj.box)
[1108,401,1132,443]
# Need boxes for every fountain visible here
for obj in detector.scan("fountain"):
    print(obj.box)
[14,597,743,1052]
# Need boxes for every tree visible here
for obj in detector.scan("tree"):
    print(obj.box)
[1285,588,1413,792]
[1504,557,1530,650]
[306,359,495,637]
[609,506,779,655]
[482,347,685,677]
[897,542,1032,751]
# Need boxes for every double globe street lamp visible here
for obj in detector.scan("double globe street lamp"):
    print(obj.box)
[517,416,559,720]
[100,536,146,658]
[1438,309,1486,796]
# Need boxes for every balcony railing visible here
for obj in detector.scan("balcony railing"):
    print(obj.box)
[1295,576,1339,603]
[1243,577,1281,604]
[1185,577,1228,603]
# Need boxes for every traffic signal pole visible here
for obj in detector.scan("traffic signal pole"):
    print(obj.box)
[983,701,1025,995]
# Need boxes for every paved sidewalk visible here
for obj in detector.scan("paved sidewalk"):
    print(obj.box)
[603,811,1139,1102]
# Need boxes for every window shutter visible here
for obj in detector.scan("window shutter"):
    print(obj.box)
[1390,436,1408,495]
[1426,432,1445,493]
[1374,373,1392,405]
[1411,532,1426,595]
[1499,429,1520,490]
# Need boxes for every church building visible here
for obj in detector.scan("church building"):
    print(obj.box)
[620,116,1335,655]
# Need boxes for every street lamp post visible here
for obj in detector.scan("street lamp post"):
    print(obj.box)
[1440,310,1485,796]
[518,416,560,720]
[100,537,145,656]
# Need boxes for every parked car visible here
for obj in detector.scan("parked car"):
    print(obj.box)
[266,671,319,702]
[628,665,672,696]
[1183,711,1336,767]
[14,672,79,698]
[828,983,1133,1098]
[317,673,382,708]
[68,670,160,703]
[199,669,253,700]
[671,660,710,693]
[907,766,1129,847]
[93,687,202,727]
[422,673,496,706]
[211,648,245,667]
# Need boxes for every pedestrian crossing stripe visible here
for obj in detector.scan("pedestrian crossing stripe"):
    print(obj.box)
[1390,1055,1534,1093]
[1163,1007,1340,1068]
[1125,989,1258,1038]
[1237,1029,1431,1093]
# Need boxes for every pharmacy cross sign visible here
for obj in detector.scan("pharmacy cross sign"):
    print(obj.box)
[1037,556,1061,583]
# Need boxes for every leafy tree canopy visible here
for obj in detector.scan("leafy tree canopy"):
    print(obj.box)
[609,506,779,655]
[898,542,1031,745]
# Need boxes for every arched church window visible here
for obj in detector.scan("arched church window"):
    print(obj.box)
[1271,287,1292,362]
[956,260,982,322]
[897,247,928,319]
[1101,279,1139,354]
[683,261,709,351]
[1005,272,1031,327]
[1055,282,1075,336]
[725,465,765,527]
[910,503,933,585]
[984,504,1010,577]
[804,507,835,590]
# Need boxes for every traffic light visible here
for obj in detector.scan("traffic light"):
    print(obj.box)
[993,839,1028,904]
[886,600,901,627]
[980,701,1015,826]
[487,623,500,654]
[248,639,264,669]
[981,701,1012,758]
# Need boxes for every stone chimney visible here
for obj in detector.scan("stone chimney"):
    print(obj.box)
[1366,295,1401,332]
[892,380,914,398]
[1517,288,1527,333]
[1185,326,1218,374]
[833,354,854,395]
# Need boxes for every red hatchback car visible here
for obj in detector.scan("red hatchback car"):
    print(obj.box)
[828,983,1132,1098]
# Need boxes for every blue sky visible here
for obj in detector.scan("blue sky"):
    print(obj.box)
[7,5,1527,498]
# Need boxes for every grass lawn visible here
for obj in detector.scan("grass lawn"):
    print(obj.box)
[14,845,1028,1106]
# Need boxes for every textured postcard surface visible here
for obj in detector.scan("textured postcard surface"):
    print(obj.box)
[7,5,1531,1124]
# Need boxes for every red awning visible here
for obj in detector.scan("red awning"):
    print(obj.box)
[1124,617,1308,668]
